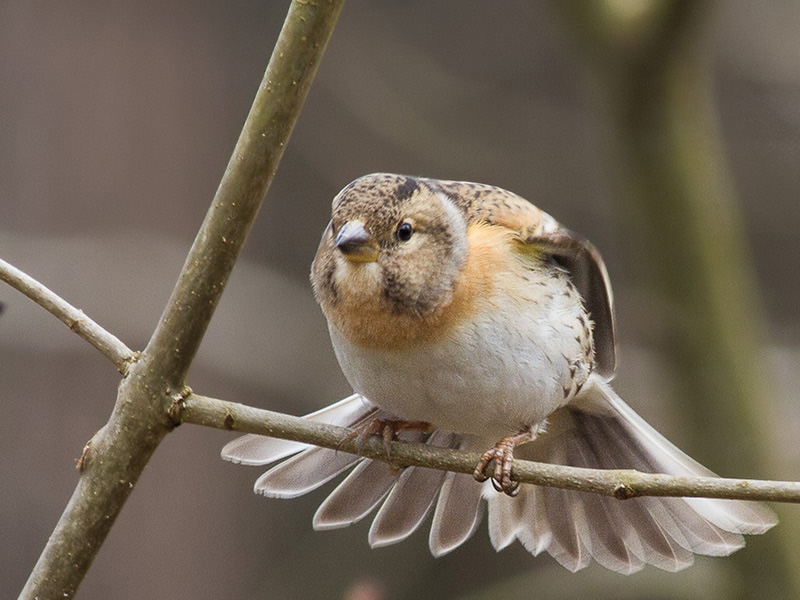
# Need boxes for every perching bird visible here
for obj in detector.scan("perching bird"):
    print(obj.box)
[222,173,776,573]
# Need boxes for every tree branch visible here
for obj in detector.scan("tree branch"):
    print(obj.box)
[180,393,800,505]
[143,0,345,388]
[0,257,135,373]
[19,2,345,598]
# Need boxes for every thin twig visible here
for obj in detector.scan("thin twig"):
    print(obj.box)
[180,392,800,504]
[19,3,345,599]
[0,257,135,373]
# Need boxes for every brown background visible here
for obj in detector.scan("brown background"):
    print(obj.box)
[2,2,799,598]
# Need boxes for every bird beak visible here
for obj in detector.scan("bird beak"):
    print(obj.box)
[335,221,379,263]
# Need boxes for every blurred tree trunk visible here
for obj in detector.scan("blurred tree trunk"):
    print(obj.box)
[553,1,796,598]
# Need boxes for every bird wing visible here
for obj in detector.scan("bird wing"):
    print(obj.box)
[430,179,617,378]
[521,228,616,378]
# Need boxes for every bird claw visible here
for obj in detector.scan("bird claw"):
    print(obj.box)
[343,418,433,458]
[473,427,535,497]
[473,439,520,496]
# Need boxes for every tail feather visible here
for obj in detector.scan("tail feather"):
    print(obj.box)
[368,431,456,548]
[571,410,713,565]
[429,439,486,556]
[543,484,593,572]
[313,459,399,530]
[570,483,646,574]
[514,485,551,557]
[563,428,648,573]
[221,394,374,466]
[253,402,396,499]
[578,381,776,534]
[670,506,744,556]
[254,446,361,499]
[224,375,777,573]
[487,491,523,552]
[586,414,744,556]
[636,499,697,570]
[487,376,776,572]
[565,405,694,569]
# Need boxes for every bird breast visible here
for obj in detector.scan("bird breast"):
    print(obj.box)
[328,256,593,441]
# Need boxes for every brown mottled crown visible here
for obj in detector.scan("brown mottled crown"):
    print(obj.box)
[332,173,551,237]
[330,174,424,235]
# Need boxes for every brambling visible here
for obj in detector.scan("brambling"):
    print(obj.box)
[223,174,776,573]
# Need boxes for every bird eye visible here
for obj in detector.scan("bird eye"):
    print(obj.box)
[396,222,414,242]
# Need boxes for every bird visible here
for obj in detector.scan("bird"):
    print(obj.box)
[222,173,776,574]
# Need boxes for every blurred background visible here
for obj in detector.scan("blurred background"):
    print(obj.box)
[2,1,800,598]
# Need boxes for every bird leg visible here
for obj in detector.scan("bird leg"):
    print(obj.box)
[474,426,535,496]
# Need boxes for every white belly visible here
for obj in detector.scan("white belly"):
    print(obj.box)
[329,280,588,441]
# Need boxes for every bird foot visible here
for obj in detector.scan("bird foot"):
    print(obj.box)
[343,418,433,458]
[474,427,535,496]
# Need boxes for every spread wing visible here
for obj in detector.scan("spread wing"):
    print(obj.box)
[429,179,617,378]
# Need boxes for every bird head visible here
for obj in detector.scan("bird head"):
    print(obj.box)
[311,174,468,332]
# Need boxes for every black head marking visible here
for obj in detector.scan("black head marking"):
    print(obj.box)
[395,177,419,202]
